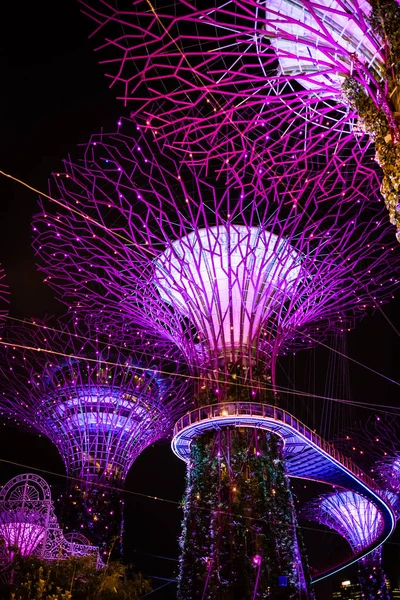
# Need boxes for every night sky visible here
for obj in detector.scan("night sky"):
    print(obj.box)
[1,2,400,598]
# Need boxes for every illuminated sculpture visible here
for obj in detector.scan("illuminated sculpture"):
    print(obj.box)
[0,473,54,558]
[0,318,188,556]
[0,473,101,565]
[304,491,391,600]
[30,121,399,598]
[346,415,400,497]
[81,0,400,237]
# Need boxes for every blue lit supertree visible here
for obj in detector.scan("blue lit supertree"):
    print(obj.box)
[0,317,189,556]
[304,491,391,599]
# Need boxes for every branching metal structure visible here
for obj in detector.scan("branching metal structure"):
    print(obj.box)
[30,122,400,598]
[304,491,391,599]
[344,414,400,498]
[0,473,101,566]
[0,318,189,555]
[81,0,400,237]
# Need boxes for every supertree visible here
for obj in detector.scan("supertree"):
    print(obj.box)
[0,317,189,557]
[0,473,101,565]
[304,491,391,599]
[27,120,400,597]
[81,0,400,238]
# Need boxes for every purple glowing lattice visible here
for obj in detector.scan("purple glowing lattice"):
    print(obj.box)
[81,0,357,159]
[82,0,369,99]
[80,0,400,236]
[304,490,392,598]
[31,120,400,389]
[79,0,392,131]
[0,317,189,483]
[305,491,383,552]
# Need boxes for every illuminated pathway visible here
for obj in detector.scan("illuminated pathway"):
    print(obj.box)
[172,402,396,582]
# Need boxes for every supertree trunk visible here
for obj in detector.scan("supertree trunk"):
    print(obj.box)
[358,549,391,600]
[178,427,311,599]
[60,479,123,558]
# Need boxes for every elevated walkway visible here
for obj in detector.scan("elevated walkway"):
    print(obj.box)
[172,402,396,582]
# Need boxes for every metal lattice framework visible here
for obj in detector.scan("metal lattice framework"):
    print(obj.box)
[0,318,189,484]
[0,473,55,558]
[80,0,361,165]
[305,491,384,553]
[0,473,101,565]
[81,0,369,118]
[80,0,400,237]
[31,120,400,390]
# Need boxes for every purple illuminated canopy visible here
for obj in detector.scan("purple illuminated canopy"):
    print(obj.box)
[32,120,400,390]
[0,317,189,483]
[304,490,392,598]
[80,0,400,237]
[304,491,384,553]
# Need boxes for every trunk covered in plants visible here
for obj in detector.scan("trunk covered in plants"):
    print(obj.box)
[178,428,312,600]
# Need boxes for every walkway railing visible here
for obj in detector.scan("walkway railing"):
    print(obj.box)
[174,402,377,491]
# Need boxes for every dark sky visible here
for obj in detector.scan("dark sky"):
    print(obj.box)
[1,2,400,598]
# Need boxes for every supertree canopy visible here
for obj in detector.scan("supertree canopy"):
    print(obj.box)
[0,317,189,556]
[304,491,391,600]
[0,473,101,566]
[28,120,400,598]
[81,0,400,238]
[31,119,400,381]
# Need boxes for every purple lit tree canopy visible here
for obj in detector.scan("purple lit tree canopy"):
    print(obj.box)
[0,317,189,553]
[32,120,400,390]
[304,491,391,599]
[81,0,400,237]
[305,491,384,553]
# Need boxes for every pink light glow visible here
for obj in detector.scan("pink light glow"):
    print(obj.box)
[0,522,46,556]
